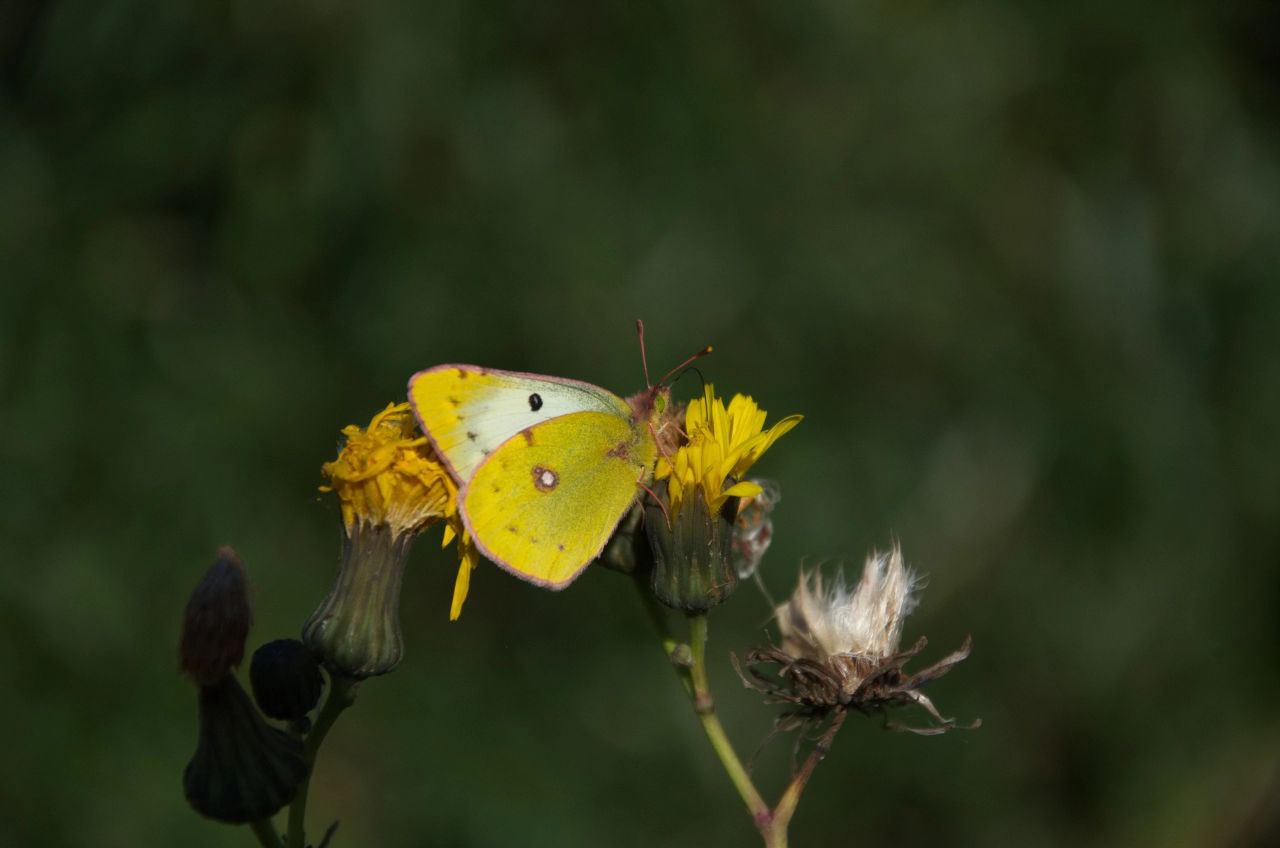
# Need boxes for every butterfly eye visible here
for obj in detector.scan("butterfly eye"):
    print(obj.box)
[655,394,666,414]
[528,393,543,412]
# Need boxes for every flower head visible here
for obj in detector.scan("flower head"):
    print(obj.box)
[738,546,978,735]
[656,385,801,518]
[319,402,479,620]
[307,403,481,676]
[322,402,456,538]
[645,387,799,613]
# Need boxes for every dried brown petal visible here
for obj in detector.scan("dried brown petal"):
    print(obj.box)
[737,634,978,735]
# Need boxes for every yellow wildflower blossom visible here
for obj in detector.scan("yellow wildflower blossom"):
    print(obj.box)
[321,402,479,620]
[656,385,802,517]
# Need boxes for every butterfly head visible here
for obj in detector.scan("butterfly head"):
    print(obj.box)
[626,383,670,426]
[632,320,713,454]
[627,384,682,458]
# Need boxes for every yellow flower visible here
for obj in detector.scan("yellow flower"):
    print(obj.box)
[321,402,478,620]
[322,402,452,536]
[656,385,802,517]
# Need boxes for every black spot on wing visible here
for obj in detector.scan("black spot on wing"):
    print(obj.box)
[528,393,543,411]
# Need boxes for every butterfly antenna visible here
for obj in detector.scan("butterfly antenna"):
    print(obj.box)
[636,319,653,388]
[673,365,708,395]
[658,345,714,388]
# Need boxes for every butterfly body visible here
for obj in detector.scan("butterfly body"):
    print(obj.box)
[409,365,668,588]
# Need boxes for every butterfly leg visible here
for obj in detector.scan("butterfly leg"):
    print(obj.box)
[648,419,681,467]
[635,472,673,530]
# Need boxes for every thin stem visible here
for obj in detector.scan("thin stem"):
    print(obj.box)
[686,615,771,828]
[635,578,693,697]
[249,818,284,848]
[768,709,850,841]
[633,579,846,848]
[286,674,359,848]
[633,579,767,826]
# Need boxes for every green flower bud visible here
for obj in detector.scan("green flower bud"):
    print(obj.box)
[646,486,739,614]
[250,639,323,723]
[183,677,308,823]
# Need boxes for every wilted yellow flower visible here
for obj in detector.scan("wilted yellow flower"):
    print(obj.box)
[656,385,802,517]
[319,402,478,621]
[322,402,455,538]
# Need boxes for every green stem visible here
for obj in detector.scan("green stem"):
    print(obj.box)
[249,818,284,848]
[286,674,359,848]
[766,709,849,845]
[633,580,843,848]
[636,580,694,697]
[686,615,771,830]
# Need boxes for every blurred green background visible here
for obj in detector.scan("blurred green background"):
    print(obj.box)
[3,1,1279,846]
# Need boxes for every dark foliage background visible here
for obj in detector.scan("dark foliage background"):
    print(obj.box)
[2,1,1278,846]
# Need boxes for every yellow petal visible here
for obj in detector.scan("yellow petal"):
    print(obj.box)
[449,546,476,620]
[723,480,763,499]
[733,414,803,477]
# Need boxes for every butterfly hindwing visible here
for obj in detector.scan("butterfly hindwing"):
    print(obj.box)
[461,410,657,588]
[408,365,631,482]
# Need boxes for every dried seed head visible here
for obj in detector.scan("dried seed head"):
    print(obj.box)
[738,545,978,735]
[776,545,917,664]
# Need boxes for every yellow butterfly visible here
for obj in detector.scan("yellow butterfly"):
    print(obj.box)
[408,329,708,589]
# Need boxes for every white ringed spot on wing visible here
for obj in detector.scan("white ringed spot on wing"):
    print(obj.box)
[531,464,559,492]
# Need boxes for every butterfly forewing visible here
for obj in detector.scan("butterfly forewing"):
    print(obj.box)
[409,365,630,482]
